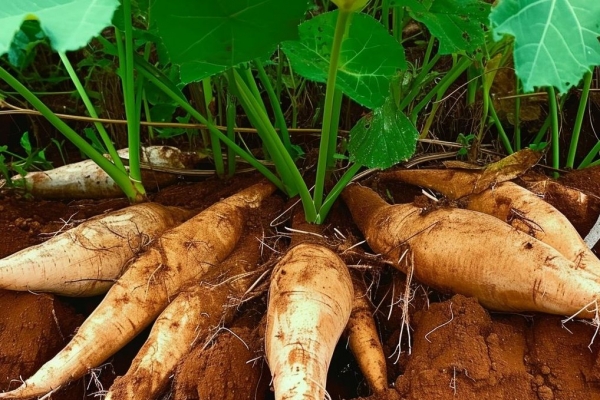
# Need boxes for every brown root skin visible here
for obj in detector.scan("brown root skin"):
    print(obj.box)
[265,243,354,400]
[6,146,199,199]
[381,148,541,200]
[105,222,266,400]
[343,184,600,319]
[523,177,600,236]
[0,181,275,400]
[107,189,282,399]
[380,166,600,277]
[466,181,600,276]
[381,169,481,199]
[346,276,388,394]
[0,202,193,296]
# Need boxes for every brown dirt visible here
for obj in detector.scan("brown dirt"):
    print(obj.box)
[1,170,600,399]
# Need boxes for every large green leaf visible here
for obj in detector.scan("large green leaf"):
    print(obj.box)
[490,0,600,93]
[348,95,418,169]
[0,0,119,55]
[399,0,490,55]
[150,0,310,84]
[282,11,406,109]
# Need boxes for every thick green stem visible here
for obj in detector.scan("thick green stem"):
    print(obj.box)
[466,65,478,106]
[326,88,344,171]
[382,0,390,30]
[567,70,592,168]
[231,70,296,189]
[232,70,317,220]
[314,9,352,213]
[116,3,145,196]
[392,5,403,43]
[0,66,140,201]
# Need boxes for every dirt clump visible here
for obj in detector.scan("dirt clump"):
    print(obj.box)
[394,294,600,400]
[172,325,270,400]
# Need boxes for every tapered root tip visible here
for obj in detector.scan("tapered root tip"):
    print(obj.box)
[0,380,63,400]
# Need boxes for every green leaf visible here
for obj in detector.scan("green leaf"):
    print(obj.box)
[348,95,418,169]
[149,104,177,122]
[150,0,310,84]
[19,132,32,155]
[7,21,46,68]
[0,0,120,55]
[282,11,406,109]
[399,0,490,55]
[490,0,600,93]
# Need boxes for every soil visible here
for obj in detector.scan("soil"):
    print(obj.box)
[2,168,600,400]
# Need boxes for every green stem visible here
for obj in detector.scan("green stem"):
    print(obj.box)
[136,62,284,191]
[488,94,513,154]
[532,95,567,146]
[241,66,266,113]
[547,86,560,175]
[417,57,471,138]
[317,162,362,223]
[514,77,521,151]
[398,53,441,111]
[466,65,478,106]
[116,3,145,196]
[58,52,125,172]
[567,70,592,168]
[142,91,155,141]
[411,56,471,125]
[580,142,600,169]
[231,69,294,187]
[382,0,390,30]
[232,70,314,198]
[0,66,140,200]
[422,35,435,67]
[254,59,293,153]
[314,9,352,213]
[326,88,344,171]
[226,94,237,177]
[233,71,316,220]
[392,6,403,43]
[203,77,225,177]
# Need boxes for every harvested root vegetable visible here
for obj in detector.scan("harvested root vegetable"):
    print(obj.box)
[0,181,275,400]
[523,177,600,242]
[105,220,267,400]
[382,148,541,199]
[346,277,388,394]
[0,202,192,296]
[384,167,600,275]
[1,146,197,199]
[265,243,354,400]
[342,184,600,319]
[466,181,600,275]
